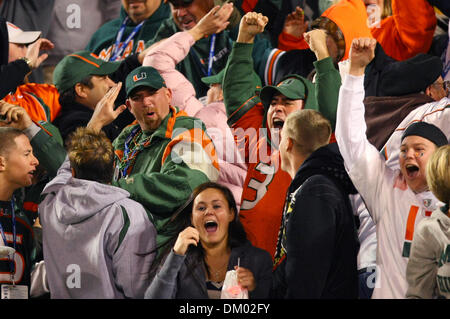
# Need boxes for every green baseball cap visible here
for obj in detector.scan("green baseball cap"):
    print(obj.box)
[260,75,310,110]
[201,69,226,86]
[201,68,263,92]
[125,66,166,98]
[53,51,121,93]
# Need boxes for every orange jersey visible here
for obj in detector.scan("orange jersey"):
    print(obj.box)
[4,83,61,123]
[232,103,292,259]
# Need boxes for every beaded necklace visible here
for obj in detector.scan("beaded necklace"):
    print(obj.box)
[116,126,152,179]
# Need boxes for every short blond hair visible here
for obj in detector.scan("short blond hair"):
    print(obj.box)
[426,144,450,203]
[283,109,331,156]
[67,127,114,184]
[0,128,26,158]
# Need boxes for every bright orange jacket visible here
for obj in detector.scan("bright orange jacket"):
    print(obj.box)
[278,0,437,62]
[3,83,61,123]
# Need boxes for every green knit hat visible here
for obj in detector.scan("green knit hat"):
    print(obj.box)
[53,51,120,93]
[125,66,166,98]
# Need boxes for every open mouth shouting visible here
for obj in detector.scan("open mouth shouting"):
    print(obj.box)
[204,220,218,234]
[405,164,420,179]
[177,15,196,30]
[272,117,285,130]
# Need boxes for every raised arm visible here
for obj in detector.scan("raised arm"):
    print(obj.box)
[304,29,341,131]
[143,3,233,115]
[371,0,436,61]
[223,12,268,124]
[277,6,310,51]
[335,38,393,223]
[0,36,54,99]
[86,82,127,133]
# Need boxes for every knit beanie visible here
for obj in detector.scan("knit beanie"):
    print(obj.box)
[401,122,448,147]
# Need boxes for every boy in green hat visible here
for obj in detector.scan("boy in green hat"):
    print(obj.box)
[222,12,338,259]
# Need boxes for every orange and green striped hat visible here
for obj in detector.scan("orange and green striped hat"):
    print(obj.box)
[53,50,121,93]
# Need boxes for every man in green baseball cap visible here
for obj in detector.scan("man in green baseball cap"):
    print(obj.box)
[124,66,172,132]
[86,64,220,260]
[53,51,121,95]
[52,50,139,143]
[259,74,316,132]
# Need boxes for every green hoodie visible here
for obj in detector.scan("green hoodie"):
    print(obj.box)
[85,2,171,60]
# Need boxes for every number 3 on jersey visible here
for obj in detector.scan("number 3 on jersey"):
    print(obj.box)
[241,163,276,210]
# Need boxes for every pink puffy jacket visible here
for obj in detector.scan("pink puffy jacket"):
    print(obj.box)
[143,31,247,210]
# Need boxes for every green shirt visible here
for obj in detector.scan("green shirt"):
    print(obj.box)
[86,3,171,60]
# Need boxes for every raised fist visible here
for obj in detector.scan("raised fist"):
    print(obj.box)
[237,12,268,43]
[349,38,376,75]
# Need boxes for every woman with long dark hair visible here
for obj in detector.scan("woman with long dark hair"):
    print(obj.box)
[145,182,273,299]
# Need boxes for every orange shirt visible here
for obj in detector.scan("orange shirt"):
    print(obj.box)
[232,103,292,259]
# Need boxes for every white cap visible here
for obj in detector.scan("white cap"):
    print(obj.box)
[7,21,41,44]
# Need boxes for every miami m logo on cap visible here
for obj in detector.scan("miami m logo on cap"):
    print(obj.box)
[133,72,147,82]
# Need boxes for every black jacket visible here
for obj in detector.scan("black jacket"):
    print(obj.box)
[0,17,32,99]
[145,240,273,299]
[272,143,359,299]
[364,43,442,97]
[53,100,122,143]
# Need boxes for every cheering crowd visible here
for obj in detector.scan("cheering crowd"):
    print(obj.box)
[0,0,449,299]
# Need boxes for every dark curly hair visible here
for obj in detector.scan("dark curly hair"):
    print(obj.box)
[148,182,248,279]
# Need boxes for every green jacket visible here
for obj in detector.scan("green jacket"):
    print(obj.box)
[112,106,219,250]
[146,18,272,98]
[223,42,340,134]
[85,2,171,60]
